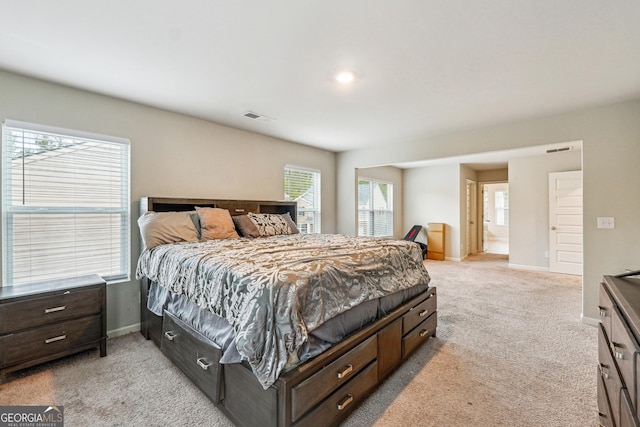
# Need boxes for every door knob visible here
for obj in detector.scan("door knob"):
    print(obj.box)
[550,226,556,230]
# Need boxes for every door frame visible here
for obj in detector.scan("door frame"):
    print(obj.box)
[549,170,583,275]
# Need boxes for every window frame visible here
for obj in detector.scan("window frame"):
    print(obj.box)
[284,165,321,234]
[1,119,131,287]
[357,177,393,238]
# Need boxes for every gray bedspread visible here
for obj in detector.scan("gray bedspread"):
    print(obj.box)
[136,233,430,388]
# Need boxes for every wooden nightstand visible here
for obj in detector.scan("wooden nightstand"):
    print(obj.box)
[0,274,107,382]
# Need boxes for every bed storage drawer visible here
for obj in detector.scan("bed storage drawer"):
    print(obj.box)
[161,311,222,403]
[291,335,377,422]
[402,287,436,335]
[295,360,378,427]
[403,311,437,358]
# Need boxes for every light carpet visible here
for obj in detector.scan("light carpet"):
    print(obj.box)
[0,253,597,426]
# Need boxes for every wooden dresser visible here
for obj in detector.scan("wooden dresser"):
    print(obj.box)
[0,274,107,382]
[598,275,640,427]
[427,223,445,260]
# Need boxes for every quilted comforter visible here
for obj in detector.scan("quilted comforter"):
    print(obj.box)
[136,233,430,388]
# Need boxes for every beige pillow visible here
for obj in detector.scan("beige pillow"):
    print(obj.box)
[138,211,199,249]
[197,207,239,240]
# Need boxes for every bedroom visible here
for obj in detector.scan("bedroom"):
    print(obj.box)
[1,1,639,426]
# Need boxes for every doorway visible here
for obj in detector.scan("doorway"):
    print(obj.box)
[483,183,509,255]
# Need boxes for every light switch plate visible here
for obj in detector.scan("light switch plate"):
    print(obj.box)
[597,217,615,229]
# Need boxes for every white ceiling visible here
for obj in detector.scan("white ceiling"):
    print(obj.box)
[1,1,639,156]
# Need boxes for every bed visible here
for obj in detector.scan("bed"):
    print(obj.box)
[136,197,437,427]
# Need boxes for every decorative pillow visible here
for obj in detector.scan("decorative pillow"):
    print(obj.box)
[247,212,299,236]
[138,211,199,249]
[232,215,261,238]
[196,207,239,240]
[281,212,300,235]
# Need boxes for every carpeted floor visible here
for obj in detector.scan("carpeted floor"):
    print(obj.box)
[0,253,597,426]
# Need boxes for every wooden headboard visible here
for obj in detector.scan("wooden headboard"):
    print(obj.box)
[140,197,298,223]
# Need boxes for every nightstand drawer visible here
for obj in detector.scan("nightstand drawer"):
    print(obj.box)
[402,288,436,335]
[0,286,104,334]
[291,335,377,422]
[0,314,103,367]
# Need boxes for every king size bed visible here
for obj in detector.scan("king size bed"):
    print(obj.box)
[136,197,437,427]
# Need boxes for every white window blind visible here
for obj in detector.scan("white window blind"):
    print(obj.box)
[284,166,320,233]
[2,120,130,286]
[495,190,509,226]
[358,178,393,237]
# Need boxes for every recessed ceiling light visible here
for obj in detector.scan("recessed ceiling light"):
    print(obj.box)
[334,71,355,84]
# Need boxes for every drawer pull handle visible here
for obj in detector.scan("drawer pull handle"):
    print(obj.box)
[337,364,353,379]
[612,342,625,359]
[196,357,212,371]
[600,365,609,379]
[45,334,67,344]
[164,331,177,341]
[598,306,607,317]
[44,305,66,314]
[419,329,430,337]
[426,293,434,299]
[419,309,429,317]
[337,394,353,411]
[234,209,245,212]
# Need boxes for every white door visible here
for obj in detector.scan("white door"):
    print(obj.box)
[549,171,583,275]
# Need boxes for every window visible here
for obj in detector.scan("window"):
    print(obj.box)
[284,166,320,233]
[2,120,130,286]
[358,178,393,237]
[495,190,509,226]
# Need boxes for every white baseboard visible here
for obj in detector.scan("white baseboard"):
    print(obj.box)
[508,263,549,272]
[581,316,600,327]
[108,323,140,338]
[445,257,461,262]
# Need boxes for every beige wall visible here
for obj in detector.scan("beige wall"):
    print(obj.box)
[403,164,460,257]
[0,70,337,335]
[338,99,640,323]
[508,150,582,270]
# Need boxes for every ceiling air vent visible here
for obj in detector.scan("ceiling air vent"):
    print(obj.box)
[546,146,573,154]
[243,111,275,123]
